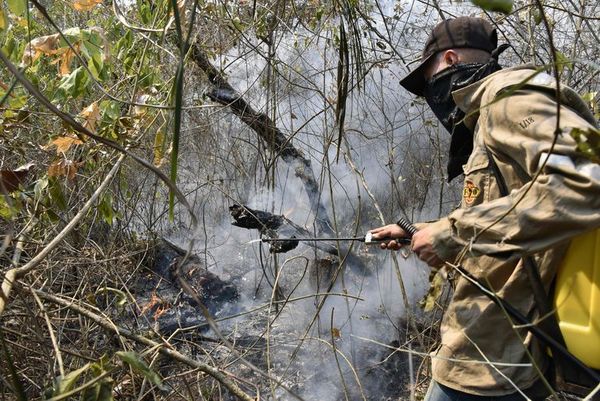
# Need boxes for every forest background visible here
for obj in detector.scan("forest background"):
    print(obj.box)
[0,0,598,400]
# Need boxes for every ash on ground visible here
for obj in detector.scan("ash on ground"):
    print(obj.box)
[101,238,429,400]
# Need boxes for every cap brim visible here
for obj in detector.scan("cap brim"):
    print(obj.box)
[399,53,436,97]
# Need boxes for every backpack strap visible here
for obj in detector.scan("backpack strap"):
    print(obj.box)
[484,148,574,387]
[485,149,560,331]
[485,148,600,396]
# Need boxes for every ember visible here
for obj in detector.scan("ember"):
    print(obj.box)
[124,240,239,335]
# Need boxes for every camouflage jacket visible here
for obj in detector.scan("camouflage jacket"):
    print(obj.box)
[425,66,600,396]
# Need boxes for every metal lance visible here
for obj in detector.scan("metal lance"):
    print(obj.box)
[261,233,411,245]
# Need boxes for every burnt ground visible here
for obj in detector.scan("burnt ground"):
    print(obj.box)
[92,238,433,400]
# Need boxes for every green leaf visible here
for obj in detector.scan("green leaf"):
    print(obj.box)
[8,94,26,109]
[59,27,82,47]
[58,66,89,98]
[581,91,597,104]
[0,196,18,219]
[7,0,26,17]
[570,127,600,163]
[470,0,513,14]
[139,2,152,25]
[80,37,104,80]
[116,351,167,390]
[532,9,542,25]
[555,51,573,73]
[100,100,120,122]
[114,30,133,61]
[89,354,111,375]
[49,364,91,397]
[2,35,17,60]
[48,178,67,210]
[0,7,8,31]
[98,101,121,139]
[4,94,27,118]
[87,51,103,80]
[82,381,114,401]
[98,194,115,225]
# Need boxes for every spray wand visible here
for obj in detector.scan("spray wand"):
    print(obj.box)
[261,233,411,245]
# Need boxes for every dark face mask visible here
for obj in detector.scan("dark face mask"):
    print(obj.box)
[424,59,502,181]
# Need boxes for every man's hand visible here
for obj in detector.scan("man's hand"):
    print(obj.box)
[412,225,444,268]
[369,223,445,268]
[369,224,409,251]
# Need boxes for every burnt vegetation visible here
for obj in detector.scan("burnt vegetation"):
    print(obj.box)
[0,0,598,400]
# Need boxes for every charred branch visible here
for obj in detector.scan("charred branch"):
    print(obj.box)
[229,204,368,274]
[229,204,284,231]
[190,41,333,235]
[267,236,300,253]
[32,288,256,401]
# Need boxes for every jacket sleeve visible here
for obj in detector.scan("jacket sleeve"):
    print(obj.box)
[429,87,600,261]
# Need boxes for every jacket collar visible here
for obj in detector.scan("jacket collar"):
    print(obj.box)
[450,65,539,130]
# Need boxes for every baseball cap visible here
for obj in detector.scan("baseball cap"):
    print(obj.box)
[400,17,498,96]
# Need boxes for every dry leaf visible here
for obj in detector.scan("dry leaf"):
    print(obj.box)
[153,130,166,167]
[331,327,341,339]
[21,27,108,72]
[133,93,150,117]
[177,0,187,24]
[48,159,80,180]
[57,46,78,76]
[153,304,170,321]
[420,270,446,312]
[0,162,34,192]
[80,102,100,132]
[72,0,102,11]
[46,135,84,154]
[22,34,60,65]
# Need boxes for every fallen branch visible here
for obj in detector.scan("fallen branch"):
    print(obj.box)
[189,41,333,235]
[229,204,369,275]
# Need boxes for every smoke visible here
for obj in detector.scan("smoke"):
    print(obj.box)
[159,3,467,400]
[133,1,600,398]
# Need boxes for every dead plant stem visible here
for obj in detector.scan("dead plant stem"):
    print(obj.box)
[30,287,257,401]
[30,289,65,377]
[0,153,126,317]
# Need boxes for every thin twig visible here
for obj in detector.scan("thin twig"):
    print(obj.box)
[30,289,65,377]
[0,154,126,317]
[30,287,257,401]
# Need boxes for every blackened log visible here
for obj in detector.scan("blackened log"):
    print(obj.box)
[229,204,284,231]
[268,236,299,254]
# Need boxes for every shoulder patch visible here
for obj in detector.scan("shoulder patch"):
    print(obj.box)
[463,180,481,205]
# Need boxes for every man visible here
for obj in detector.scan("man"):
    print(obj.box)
[370,16,600,400]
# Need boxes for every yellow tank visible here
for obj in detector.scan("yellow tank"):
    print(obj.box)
[554,229,600,369]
